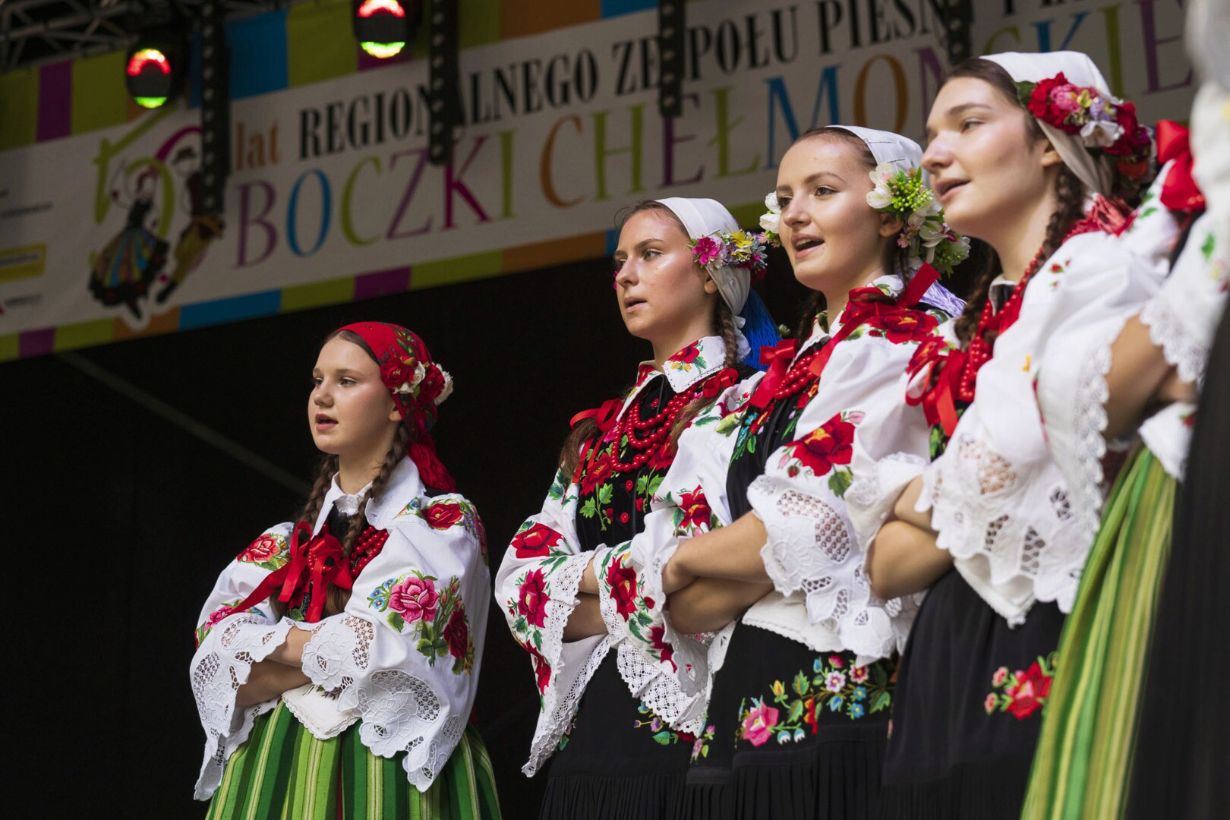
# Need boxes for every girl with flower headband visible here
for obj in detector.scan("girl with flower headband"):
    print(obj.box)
[854,51,1185,818]
[493,197,777,819]
[588,125,963,820]
[189,323,501,819]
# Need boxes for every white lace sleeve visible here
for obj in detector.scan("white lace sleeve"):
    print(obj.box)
[923,233,1147,623]
[190,523,298,800]
[493,468,610,776]
[593,376,758,734]
[1140,213,1229,384]
[311,493,488,792]
[745,328,930,662]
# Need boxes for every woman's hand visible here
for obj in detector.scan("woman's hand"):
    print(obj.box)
[235,661,311,708]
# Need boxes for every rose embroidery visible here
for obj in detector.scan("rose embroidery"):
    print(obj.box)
[984,653,1057,720]
[605,557,638,620]
[389,575,439,623]
[649,623,676,672]
[784,413,856,477]
[676,486,712,533]
[517,569,549,628]
[741,702,780,747]
[512,522,562,559]
[422,500,464,530]
[443,607,470,664]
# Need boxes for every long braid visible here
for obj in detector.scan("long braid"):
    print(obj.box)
[299,455,338,528]
[669,300,739,447]
[325,424,411,616]
[953,165,1086,344]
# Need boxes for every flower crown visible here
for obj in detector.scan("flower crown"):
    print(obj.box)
[1017,73,1153,187]
[758,167,970,276]
[689,229,769,283]
[379,328,453,418]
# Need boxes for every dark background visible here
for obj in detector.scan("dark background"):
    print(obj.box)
[10,241,847,817]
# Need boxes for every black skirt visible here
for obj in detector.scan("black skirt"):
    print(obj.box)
[682,623,894,820]
[880,569,1065,819]
[539,652,692,820]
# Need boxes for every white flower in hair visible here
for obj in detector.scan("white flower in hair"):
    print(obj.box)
[759,192,781,237]
[866,163,896,210]
[1080,118,1124,148]
[433,366,454,405]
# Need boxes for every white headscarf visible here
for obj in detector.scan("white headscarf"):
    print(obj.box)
[982,51,1116,197]
[827,125,922,171]
[655,197,747,315]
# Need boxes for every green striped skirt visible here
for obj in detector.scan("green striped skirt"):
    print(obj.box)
[207,702,503,820]
[1021,447,1174,820]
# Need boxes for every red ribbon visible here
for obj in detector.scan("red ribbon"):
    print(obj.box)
[230,521,350,623]
[748,338,800,409]
[1156,120,1205,214]
[807,263,942,379]
[701,366,741,399]
[905,340,966,435]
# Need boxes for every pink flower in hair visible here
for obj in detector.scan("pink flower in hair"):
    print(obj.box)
[692,236,723,267]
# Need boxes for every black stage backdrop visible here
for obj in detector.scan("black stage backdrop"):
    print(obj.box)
[9,242,839,817]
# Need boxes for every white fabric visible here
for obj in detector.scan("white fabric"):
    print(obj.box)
[493,335,733,773]
[606,274,949,729]
[920,231,1151,624]
[191,457,489,798]
[983,51,1116,196]
[829,125,921,170]
[656,197,748,315]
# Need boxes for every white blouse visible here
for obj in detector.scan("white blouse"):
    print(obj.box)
[190,457,489,798]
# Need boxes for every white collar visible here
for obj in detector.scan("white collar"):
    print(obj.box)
[632,335,730,395]
[312,457,425,535]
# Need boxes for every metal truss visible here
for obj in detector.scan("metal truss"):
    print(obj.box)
[0,0,294,73]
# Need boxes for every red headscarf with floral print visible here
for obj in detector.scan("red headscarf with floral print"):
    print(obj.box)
[336,322,456,492]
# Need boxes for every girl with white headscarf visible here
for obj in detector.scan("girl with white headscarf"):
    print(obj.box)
[589,125,964,819]
[493,198,776,819]
[860,51,1173,818]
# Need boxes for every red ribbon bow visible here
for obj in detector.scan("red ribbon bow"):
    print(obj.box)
[905,339,966,435]
[1156,120,1205,214]
[701,366,741,399]
[749,338,800,410]
[231,521,353,623]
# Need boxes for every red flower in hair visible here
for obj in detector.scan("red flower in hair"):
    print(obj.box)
[1026,73,1074,126]
[380,356,415,394]
[512,523,563,559]
[419,364,445,403]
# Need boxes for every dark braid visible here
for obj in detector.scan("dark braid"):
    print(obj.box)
[299,454,339,529]
[324,423,412,616]
[669,300,739,447]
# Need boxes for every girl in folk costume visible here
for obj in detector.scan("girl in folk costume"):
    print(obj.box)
[1020,12,1230,817]
[863,52,1155,818]
[190,323,501,820]
[1126,3,1230,814]
[493,197,777,819]
[608,126,964,820]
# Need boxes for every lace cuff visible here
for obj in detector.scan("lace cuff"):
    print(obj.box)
[747,475,856,622]
[1141,214,1227,385]
[845,452,929,553]
[520,552,608,776]
[191,614,295,799]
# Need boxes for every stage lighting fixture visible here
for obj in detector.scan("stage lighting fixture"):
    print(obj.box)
[354,0,417,60]
[125,43,181,109]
